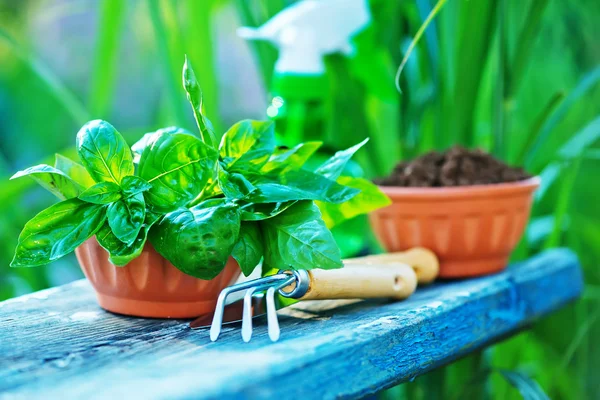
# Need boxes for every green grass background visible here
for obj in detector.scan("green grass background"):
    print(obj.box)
[0,0,598,398]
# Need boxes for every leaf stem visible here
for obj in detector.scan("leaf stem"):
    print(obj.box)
[395,0,448,93]
[182,55,217,147]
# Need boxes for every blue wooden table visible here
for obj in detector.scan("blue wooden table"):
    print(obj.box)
[0,248,583,400]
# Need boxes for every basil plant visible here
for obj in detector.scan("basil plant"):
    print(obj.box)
[10,58,390,280]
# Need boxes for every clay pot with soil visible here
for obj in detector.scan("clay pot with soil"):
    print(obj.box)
[370,146,539,278]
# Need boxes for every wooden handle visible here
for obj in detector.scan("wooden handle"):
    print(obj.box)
[344,247,439,284]
[298,263,417,301]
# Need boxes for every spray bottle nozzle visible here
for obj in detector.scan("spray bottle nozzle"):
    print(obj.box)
[238,0,371,75]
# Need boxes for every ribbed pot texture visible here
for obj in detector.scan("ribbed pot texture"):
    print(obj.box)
[369,177,540,278]
[75,238,241,318]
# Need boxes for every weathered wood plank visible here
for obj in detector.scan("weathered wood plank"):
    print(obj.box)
[0,248,583,400]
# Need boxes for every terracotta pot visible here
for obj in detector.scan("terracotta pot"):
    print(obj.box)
[369,177,540,278]
[75,238,241,318]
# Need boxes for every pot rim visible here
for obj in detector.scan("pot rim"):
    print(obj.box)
[377,176,540,200]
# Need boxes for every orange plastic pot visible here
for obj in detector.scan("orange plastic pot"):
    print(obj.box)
[369,177,540,278]
[75,238,241,318]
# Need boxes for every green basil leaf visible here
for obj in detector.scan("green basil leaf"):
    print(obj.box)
[149,201,240,279]
[11,198,106,267]
[316,176,391,228]
[107,193,146,246]
[240,201,297,221]
[132,127,193,161]
[138,129,218,212]
[121,176,152,196]
[231,222,263,277]
[315,138,369,180]
[261,201,342,271]
[54,154,95,188]
[261,141,323,173]
[218,163,257,199]
[219,120,275,171]
[11,164,83,200]
[96,212,161,266]
[246,169,360,204]
[131,133,153,163]
[76,119,134,184]
[182,56,217,147]
[189,179,223,206]
[79,181,122,204]
[203,178,223,198]
[194,197,228,208]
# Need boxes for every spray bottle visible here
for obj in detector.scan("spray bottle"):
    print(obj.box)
[238,0,371,152]
[238,0,372,258]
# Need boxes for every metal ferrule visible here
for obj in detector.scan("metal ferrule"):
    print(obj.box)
[278,269,310,299]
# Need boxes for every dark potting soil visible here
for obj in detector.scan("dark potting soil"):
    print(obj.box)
[375,146,532,187]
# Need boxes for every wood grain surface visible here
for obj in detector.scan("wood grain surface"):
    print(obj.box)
[0,248,583,400]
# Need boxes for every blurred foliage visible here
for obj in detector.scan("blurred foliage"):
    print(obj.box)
[0,0,599,399]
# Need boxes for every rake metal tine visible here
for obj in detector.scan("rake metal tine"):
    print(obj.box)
[241,287,258,342]
[266,274,297,342]
[265,286,279,342]
[210,288,231,341]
